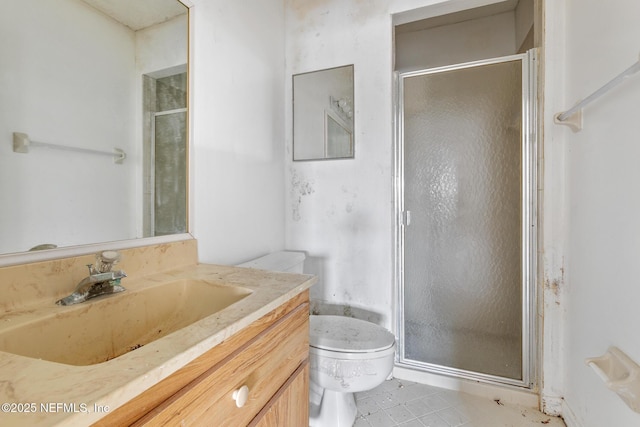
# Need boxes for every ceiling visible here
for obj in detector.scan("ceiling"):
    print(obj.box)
[396,0,520,34]
[80,0,187,31]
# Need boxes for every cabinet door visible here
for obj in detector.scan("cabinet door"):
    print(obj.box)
[251,362,309,427]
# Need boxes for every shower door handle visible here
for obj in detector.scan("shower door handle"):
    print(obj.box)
[403,210,411,226]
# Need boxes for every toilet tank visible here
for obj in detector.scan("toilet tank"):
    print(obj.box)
[236,251,306,273]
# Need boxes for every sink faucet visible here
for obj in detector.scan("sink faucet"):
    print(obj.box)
[56,251,127,306]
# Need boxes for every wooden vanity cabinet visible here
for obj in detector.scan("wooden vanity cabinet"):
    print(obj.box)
[94,291,309,427]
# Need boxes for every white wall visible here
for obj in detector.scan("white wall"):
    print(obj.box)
[189,0,286,264]
[0,0,137,253]
[284,0,397,326]
[539,0,567,415]
[395,11,516,71]
[550,0,640,425]
[136,15,188,76]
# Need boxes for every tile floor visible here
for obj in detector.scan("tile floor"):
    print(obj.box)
[353,378,566,427]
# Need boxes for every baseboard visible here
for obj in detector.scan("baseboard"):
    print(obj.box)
[561,400,582,427]
[393,366,539,408]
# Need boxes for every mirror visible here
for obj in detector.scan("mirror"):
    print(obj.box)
[293,65,354,161]
[0,0,189,256]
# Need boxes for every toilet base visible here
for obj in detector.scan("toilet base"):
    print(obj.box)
[309,387,357,427]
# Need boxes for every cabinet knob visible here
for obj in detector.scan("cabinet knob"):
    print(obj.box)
[232,385,250,408]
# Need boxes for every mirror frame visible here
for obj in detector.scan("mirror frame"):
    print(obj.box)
[0,0,195,268]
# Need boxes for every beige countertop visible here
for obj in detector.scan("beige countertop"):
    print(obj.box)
[0,262,315,426]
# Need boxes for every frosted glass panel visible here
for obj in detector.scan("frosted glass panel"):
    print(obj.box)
[154,111,187,236]
[403,61,522,380]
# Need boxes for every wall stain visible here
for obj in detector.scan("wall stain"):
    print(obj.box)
[544,259,564,305]
[342,185,357,214]
[546,279,560,297]
[285,0,332,21]
[343,305,353,317]
[545,278,561,306]
[326,204,336,219]
[311,300,383,324]
[290,167,315,221]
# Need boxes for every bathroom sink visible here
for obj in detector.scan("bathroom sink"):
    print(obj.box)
[0,279,252,366]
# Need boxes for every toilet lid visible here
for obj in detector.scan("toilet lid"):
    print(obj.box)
[309,315,395,353]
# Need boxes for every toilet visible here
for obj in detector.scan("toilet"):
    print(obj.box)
[237,251,396,427]
[308,315,395,426]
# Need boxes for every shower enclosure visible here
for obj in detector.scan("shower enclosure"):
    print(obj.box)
[395,51,537,387]
[143,72,188,237]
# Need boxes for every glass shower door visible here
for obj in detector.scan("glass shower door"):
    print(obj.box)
[397,53,536,386]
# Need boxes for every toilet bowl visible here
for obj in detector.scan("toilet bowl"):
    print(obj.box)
[309,315,396,427]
